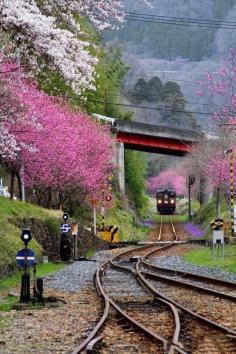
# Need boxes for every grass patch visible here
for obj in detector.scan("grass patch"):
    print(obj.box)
[0,197,62,277]
[0,262,66,292]
[0,295,18,311]
[152,213,188,223]
[85,249,95,258]
[0,262,66,311]
[183,245,236,274]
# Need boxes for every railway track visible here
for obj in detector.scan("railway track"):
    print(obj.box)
[72,218,236,353]
[157,215,178,242]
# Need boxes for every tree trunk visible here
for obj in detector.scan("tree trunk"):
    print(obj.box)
[47,188,52,208]
[199,175,207,205]
[16,171,22,201]
[9,165,15,199]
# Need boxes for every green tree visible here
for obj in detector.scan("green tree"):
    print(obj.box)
[125,150,148,215]
[161,81,182,98]
[85,46,129,117]
[146,76,163,102]
[132,78,147,103]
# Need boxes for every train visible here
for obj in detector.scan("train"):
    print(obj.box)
[156,188,176,214]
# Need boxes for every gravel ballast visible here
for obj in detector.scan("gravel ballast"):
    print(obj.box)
[44,247,236,294]
[44,249,122,291]
[150,255,236,282]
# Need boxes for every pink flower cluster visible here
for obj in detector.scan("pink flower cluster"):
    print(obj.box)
[147,168,186,196]
[0,60,114,200]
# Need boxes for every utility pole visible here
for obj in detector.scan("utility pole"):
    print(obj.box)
[227,149,235,236]
[187,175,195,220]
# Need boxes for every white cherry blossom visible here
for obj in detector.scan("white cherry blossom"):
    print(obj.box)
[0,0,150,94]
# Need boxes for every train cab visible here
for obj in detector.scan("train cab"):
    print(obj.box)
[156,188,176,214]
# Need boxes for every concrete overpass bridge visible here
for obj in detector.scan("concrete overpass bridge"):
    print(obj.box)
[93,115,208,193]
[114,120,202,192]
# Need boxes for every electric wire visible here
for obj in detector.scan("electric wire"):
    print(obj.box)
[124,12,236,30]
[125,12,236,26]
[101,92,234,110]
[65,95,236,118]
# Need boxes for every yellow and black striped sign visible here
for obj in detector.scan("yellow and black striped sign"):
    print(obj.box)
[210,218,224,230]
[229,149,234,236]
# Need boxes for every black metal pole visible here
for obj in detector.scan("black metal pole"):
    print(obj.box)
[20,243,30,303]
[74,234,76,260]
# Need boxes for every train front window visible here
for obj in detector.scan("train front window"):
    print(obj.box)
[164,194,168,203]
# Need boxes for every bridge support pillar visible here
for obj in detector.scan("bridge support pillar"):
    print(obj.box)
[117,142,125,193]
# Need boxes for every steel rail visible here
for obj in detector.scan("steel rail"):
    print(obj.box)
[116,242,164,259]
[70,262,110,354]
[141,262,236,288]
[157,215,163,241]
[104,243,189,353]
[142,243,176,258]
[170,215,179,241]
[100,251,171,352]
[109,258,187,354]
[135,260,236,337]
[71,244,173,354]
[140,270,236,301]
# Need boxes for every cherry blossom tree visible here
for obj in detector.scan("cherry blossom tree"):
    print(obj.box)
[0,59,114,204]
[0,0,151,94]
[147,168,186,196]
[194,49,236,213]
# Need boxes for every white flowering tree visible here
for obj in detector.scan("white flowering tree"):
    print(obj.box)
[0,0,150,95]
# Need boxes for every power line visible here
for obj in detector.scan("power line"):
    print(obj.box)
[125,17,236,30]
[66,96,236,118]
[125,12,236,30]
[125,12,236,26]
[105,92,234,110]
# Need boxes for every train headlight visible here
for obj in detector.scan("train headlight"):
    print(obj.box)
[157,199,162,204]
[170,199,175,204]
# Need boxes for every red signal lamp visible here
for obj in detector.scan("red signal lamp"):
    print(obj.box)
[105,195,112,202]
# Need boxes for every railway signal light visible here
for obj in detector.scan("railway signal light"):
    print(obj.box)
[186,175,195,186]
[63,212,69,221]
[21,229,32,245]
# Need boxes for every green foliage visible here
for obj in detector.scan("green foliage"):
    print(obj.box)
[44,217,59,235]
[38,69,73,97]
[183,245,236,274]
[192,198,230,240]
[99,205,149,241]
[194,199,220,226]
[0,197,62,277]
[128,76,199,130]
[152,213,189,223]
[133,79,148,103]
[125,150,149,216]
[0,295,18,312]
[162,81,182,96]
[84,46,129,117]
[146,77,163,102]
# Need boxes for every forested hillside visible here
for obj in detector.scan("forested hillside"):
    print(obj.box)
[105,0,236,60]
[104,0,236,130]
